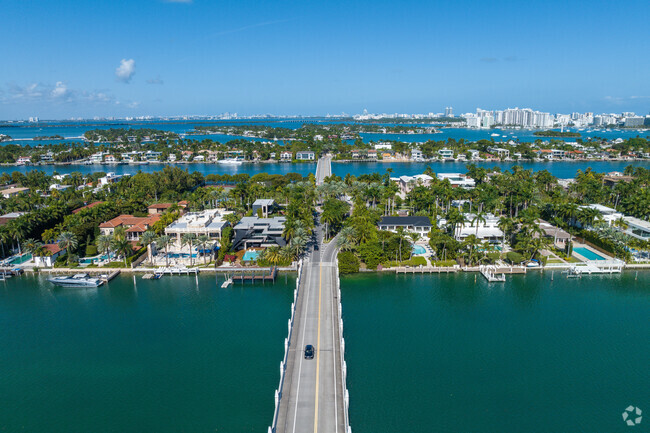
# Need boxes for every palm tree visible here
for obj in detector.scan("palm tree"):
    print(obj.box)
[471,211,487,237]
[337,227,356,251]
[58,232,78,266]
[395,227,408,262]
[112,237,132,267]
[6,220,28,255]
[181,233,197,266]
[113,225,127,242]
[139,231,157,263]
[197,234,211,264]
[264,246,282,265]
[21,238,42,257]
[462,234,482,266]
[156,235,172,268]
[96,235,113,260]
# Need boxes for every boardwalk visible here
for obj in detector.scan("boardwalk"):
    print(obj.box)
[274,156,349,433]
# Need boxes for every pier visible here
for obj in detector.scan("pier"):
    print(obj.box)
[215,266,278,283]
[273,156,350,433]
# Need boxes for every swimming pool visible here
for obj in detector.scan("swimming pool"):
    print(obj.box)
[9,254,32,264]
[242,250,260,261]
[573,247,607,261]
[412,245,427,255]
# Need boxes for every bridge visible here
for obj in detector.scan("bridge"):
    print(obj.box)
[271,156,350,433]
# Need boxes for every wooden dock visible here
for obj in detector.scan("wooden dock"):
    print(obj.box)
[394,266,459,274]
[216,266,277,283]
[101,270,121,283]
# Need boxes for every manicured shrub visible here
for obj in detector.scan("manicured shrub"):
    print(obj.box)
[338,251,360,274]
[505,251,524,264]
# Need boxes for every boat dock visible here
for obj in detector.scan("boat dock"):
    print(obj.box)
[479,265,506,282]
[395,266,459,274]
[216,266,277,283]
[101,270,121,283]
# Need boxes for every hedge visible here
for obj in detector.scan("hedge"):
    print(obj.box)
[338,251,360,274]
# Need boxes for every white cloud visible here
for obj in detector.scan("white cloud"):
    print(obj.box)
[115,59,136,83]
[51,81,71,99]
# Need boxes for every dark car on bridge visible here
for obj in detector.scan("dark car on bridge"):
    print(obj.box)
[304,344,314,359]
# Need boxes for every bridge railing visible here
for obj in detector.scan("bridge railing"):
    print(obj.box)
[269,259,303,433]
[335,260,352,432]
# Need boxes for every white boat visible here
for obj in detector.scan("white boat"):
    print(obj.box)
[48,273,104,287]
[491,133,500,137]
[218,158,243,165]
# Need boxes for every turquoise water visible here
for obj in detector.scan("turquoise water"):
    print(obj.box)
[243,250,261,261]
[341,272,650,433]
[574,247,607,260]
[0,274,294,432]
[1,160,647,179]
[412,245,427,255]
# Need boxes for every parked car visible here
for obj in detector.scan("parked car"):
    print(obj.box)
[304,344,314,359]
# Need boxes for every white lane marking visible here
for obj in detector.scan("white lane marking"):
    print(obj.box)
[330,262,338,432]
[291,264,312,433]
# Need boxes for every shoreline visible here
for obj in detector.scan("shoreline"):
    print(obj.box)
[3,157,649,168]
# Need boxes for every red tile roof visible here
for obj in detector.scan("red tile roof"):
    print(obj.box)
[43,243,64,255]
[72,201,104,214]
[99,214,160,230]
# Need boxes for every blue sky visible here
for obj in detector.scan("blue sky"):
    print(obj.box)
[1,0,648,119]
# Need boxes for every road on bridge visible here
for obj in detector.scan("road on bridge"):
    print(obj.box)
[276,156,346,433]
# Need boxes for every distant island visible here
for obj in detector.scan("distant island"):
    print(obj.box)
[33,135,64,140]
[533,130,581,138]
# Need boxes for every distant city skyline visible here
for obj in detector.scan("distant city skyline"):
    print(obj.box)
[1,0,649,119]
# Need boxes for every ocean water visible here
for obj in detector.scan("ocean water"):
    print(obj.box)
[341,271,650,433]
[0,273,294,433]
[1,160,649,179]
[1,119,647,146]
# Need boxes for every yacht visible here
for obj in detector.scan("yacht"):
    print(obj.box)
[218,158,243,165]
[48,273,104,288]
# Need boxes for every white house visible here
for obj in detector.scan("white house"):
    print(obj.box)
[280,151,293,161]
[33,244,67,268]
[437,173,475,188]
[438,148,454,159]
[453,213,503,243]
[296,151,316,161]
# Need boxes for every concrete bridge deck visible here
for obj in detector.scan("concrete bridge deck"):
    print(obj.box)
[273,156,349,433]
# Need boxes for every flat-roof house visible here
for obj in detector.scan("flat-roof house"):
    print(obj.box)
[411,149,424,161]
[296,151,316,161]
[437,173,476,188]
[623,216,650,241]
[438,148,454,159]
[1,187,29,198]
[487,146,509,159]
[144,150,162,162]
[252,199,278,218]
[99,172,126,186]
[453,213,503,243]
[164,209,232,241]
[233,216,287,250]
[377,216,432,234]
[99,214,161,241]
